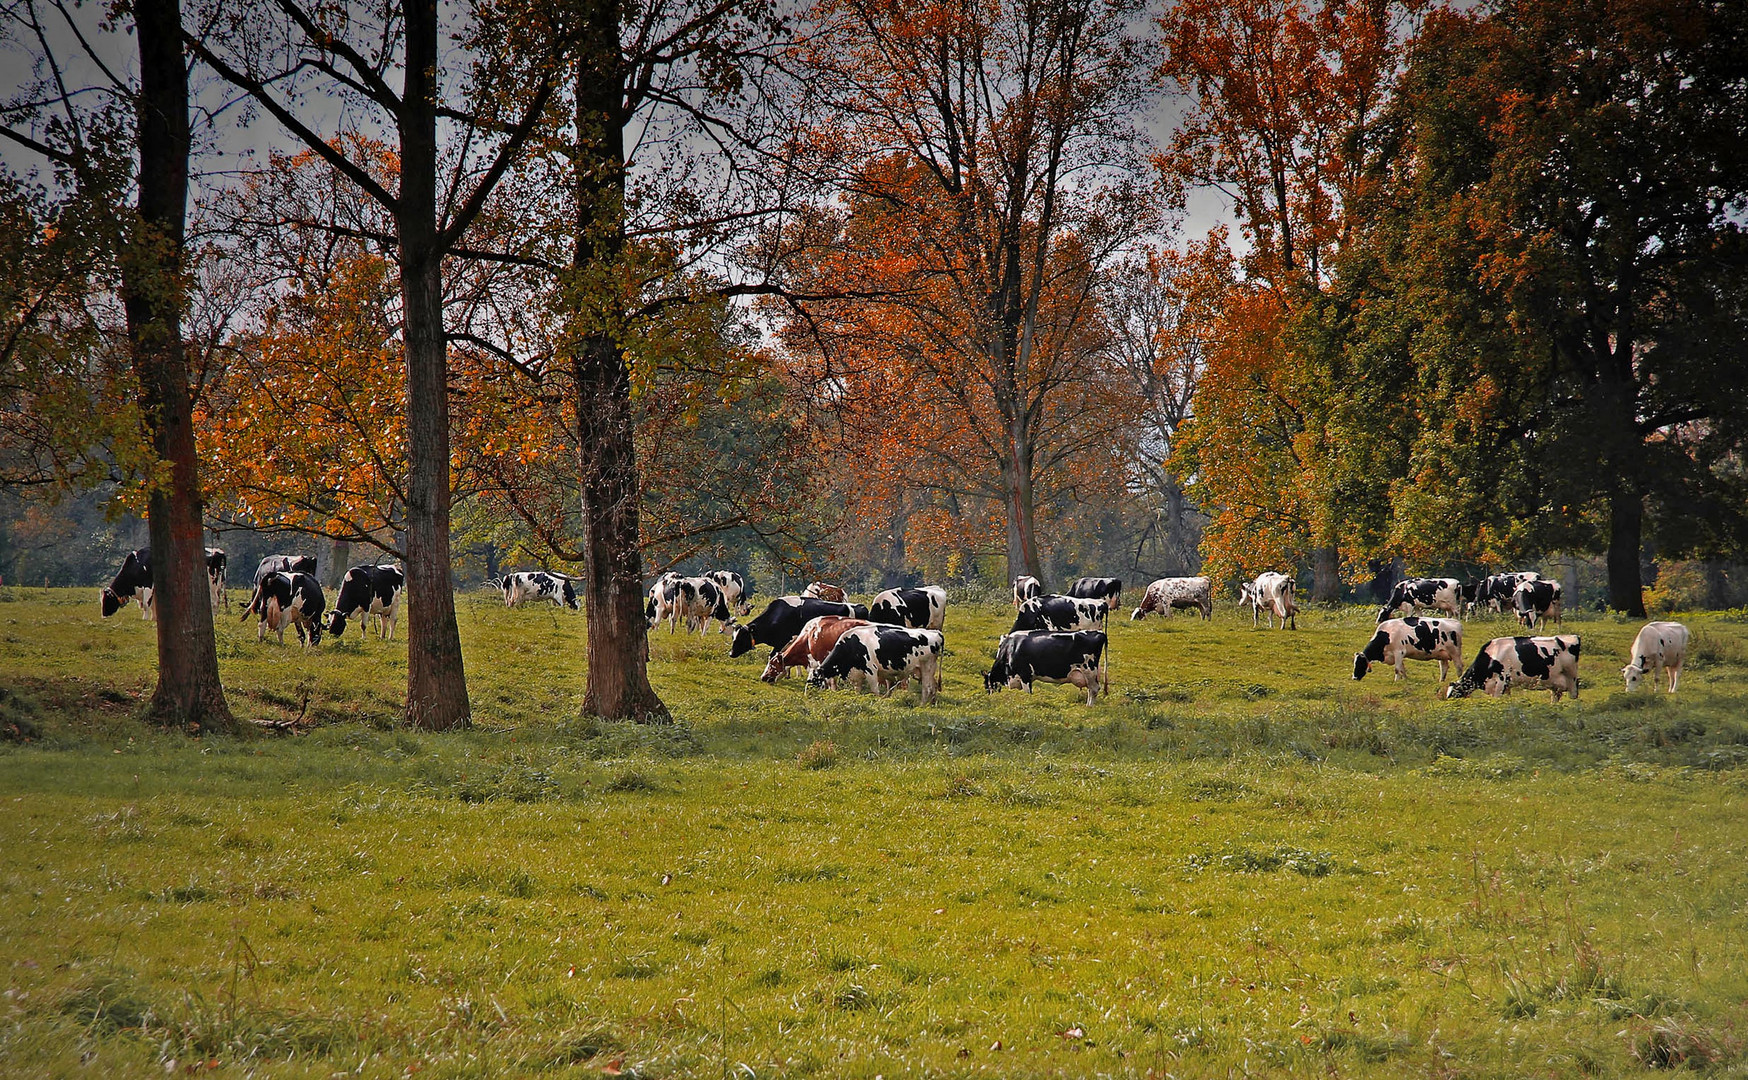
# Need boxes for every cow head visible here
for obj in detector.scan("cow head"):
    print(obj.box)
[1353,653,1371,680]
[1621,662,1645,692]
[729,626,755,657]
[325,610,349,638]
[561,580,580,611]
[100,588,123,617]
[1129,605,1147,620]
[760,652,788,683]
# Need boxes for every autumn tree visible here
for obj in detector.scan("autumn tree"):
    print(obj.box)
[0,0,234,730]
[781,0,1154,581]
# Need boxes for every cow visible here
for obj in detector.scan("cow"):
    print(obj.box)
[1466,571,1540,615]
[1012,576,1041,607]
[1622,621,1690,693]
[100,548,154,619]
[1011,594,1108,634]
[1512,578,1562,629]
[324,564,405,641]
[490,571,580,611]
[730,596,867,658]
[244,555,318,618]
[760,615,870,685]
[1130,576,1213,621]
[1240,572,1297,630]
[706,570,752,616]
[1353,617,1464,683]
[205,549,227,611]
[248,572,327,646]
[808,625,944,704]
[1377,577,1461,622]
[1445,634,1580,701]
[802,582,847,603]
[1067,577,1122,621]
[867,586,947,630]
[662,576,734,634]
[645,572,681,627]
[985,630,1108,705]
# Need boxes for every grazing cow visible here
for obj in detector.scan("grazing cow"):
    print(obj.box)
[1012,576,1042,606]
[802,582,847,603]
[1240,572,1298,630]
[1466,571,1540,615]
[491,571,580,611]
[645,572,681,627]
[662,576,734,634]
[248,572,327,646]
[1512,578,1562,629]
[985,630,1108,705]
[1067,577,1122,620]
[760,616,870,684]
[1353,617,1464,683]
[867,586,947,630]
[1130,576,1213,621]
[808,625,944,703]
[243,555,318,618]
[325,564,405,641]
[730,596,867,658]
[1377,577,1461,622]
[205,549,227,611]
[1623,621,1689,693]
[100,548,154,619]
[706,570,752,616]
[1011,594,1108,634]
[1445,635,1581,701]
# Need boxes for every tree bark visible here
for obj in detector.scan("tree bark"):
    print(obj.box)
[1002,432,1043,582]
[1607,491,1647,617]
[328,537,350,588]
[1311,544,1340,602]
[126,0,234,733]
[571,23,668,722]
[398,0,470,729]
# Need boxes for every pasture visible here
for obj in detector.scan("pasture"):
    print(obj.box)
[2,586,1746,1078]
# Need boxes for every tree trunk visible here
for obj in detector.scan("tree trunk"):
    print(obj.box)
[328,537,350,588]
[570,25,668,722]
[1001,439,1043,582]
[126,0,234,733]
[1607,491,1646,617]
[398,0,470,729]
[1311,544,1340,602]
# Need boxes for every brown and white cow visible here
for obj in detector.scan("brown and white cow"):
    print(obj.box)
[1240,572,1297,630]
[760,615,870,684]
[1622,621,1689,692]
[1130,576,1213,621]
[802,582,847,603]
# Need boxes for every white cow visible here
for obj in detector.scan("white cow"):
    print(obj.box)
[1240,571,1297,630]
[1622,621,1689,692]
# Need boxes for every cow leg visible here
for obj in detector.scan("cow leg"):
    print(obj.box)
[1668,662,1681,693]
[1394,658,1406,681]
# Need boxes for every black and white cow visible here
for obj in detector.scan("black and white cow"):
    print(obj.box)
[645,572,681,626]
[706,570,752,616]
[324,564,405,641]
[1067,577,1122,621]
[985,630,1108,704]
[1623,621,1689,693]
[664,576,735,634]
[808,625,944,703]
[100,548,153,619]
[205,549,227,611]
[1012,576,1041,607]
[1512,578,1562,629]
[867,586,947,630]
[730,596,867,658]
[1445,635,1581,701]
[1465,571,1539,615]
[248,572,327,646]
[1130,576,1213,621]
[243,555,318,618]
[1353,617,1464,683]
[1377,577,1461,622]
[1239,571,1297,630]
[1011,594,1108,634]
[491,571,580,611]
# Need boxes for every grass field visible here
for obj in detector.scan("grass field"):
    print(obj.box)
[2,585,1747,1078]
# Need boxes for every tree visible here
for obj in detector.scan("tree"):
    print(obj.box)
[0,0,234,730]
[783,0,1154,581]
[189,0,576,727]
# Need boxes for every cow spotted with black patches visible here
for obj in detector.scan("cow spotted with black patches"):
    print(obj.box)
[1377,577,1461,622]
[802,582,847,603]
[1353,617,1463,683]
[663,576,734,634]
[100,548,154,619]
[730,596,867,658]
[985,630,1108,705]
[1512,578,1562,629]
[325,564,405,641]
[706,570,752,616]
[760,615,870,685]
[1012,576,1041,607]
[205,549,227,611]
[1131,577,1212,621]
[1240,572,1297,630]
[244,555,318,619]
[1011,595,1107,634]
[808,625,943,704]
[1067,577,1121,622]
[1623,621,1689,693]
[1445,635,1581,701]
[490,571,580,611]
[867,586,947,630]
[645,572,681,627]
[249,572,327,646]
[1465,571,1539,615]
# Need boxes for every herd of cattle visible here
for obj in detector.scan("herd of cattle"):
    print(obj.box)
[98,551,1692,702]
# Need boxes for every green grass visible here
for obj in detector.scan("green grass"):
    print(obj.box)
[2,586,1746,1077]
